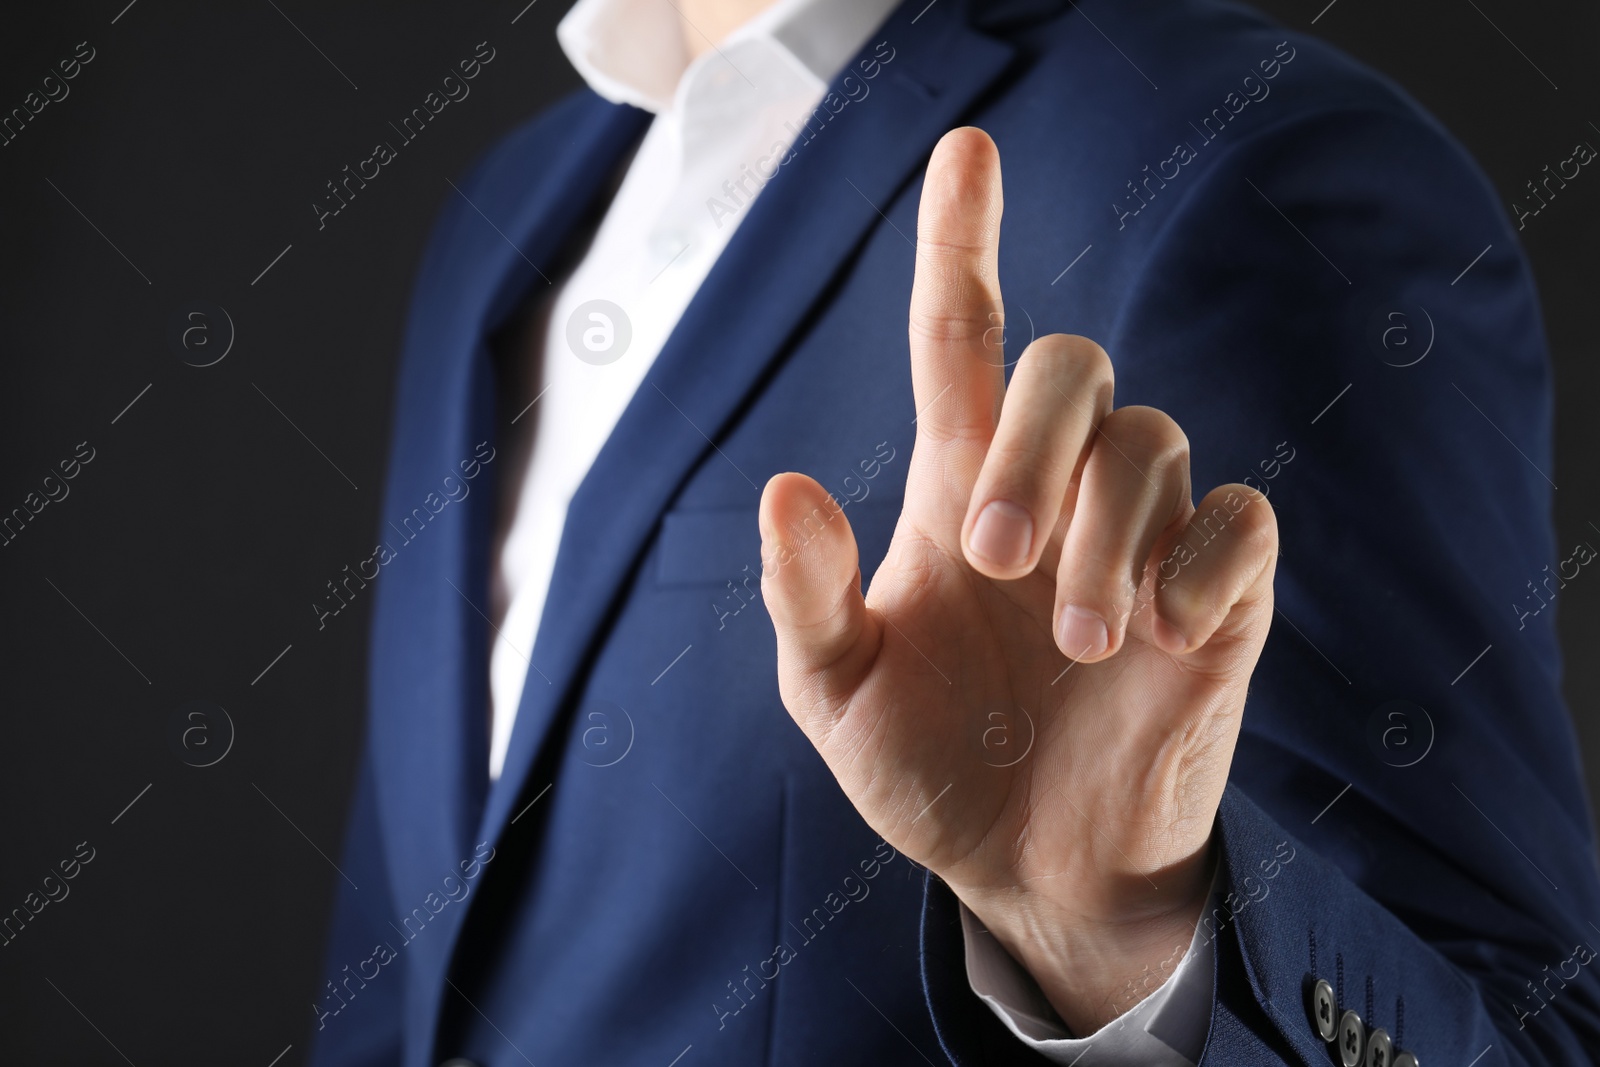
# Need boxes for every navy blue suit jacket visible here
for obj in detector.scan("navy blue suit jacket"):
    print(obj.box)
[307,0,1600,1063]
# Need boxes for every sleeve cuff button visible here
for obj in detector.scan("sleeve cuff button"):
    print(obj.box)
[1338,1009,1366,1066]
[1310,977,1338,1041]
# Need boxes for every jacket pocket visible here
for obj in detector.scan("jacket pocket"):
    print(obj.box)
[654,498,903,588]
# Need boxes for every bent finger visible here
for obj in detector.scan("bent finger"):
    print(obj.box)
[962,333,1114,579]
[1052,406,1191,662]
[1148,484,1278,655]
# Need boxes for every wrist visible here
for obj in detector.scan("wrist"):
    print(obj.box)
[957,841,1216,1035]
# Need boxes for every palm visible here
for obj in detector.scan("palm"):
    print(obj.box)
[838,503,1263,900]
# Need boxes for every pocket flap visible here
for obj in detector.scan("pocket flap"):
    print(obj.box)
[655,498,902,587]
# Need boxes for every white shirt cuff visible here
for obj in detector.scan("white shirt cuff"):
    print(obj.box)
[959,868,1220,1066]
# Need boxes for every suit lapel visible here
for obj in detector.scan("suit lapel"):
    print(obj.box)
[366,92,649,1049]
[477,0,1019,853]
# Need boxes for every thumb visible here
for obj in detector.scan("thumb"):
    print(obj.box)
[759,472,877,719]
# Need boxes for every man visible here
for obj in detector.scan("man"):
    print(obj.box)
[308,0,1600,1063]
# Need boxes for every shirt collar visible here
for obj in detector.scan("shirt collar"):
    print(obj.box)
[558,0,901,114]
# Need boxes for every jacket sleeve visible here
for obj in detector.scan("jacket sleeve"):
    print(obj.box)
[922,100,1600,1066]
[304,749,405,1067]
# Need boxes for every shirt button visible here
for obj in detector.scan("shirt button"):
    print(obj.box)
[1365,1027,1393,1067]
[1338,1009,1366,1066]
[439,1060,479,1067]
[1392,1053,1420,1067]
[1310,978,1338,1041]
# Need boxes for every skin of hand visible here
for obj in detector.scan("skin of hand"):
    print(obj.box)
[758,127,1279,1036]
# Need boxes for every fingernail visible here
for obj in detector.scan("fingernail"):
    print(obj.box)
[970,500,1033,569]
[1057,606,1108,659]
[1151,615,1188,655]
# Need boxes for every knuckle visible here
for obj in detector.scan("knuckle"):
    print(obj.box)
[907,305,986,344]
[1024,334,1113,388]
[1157,575,1207,621]
[1060,545,1139,606]
[982,440,1071,493]
[1220,486,1279,553]
[1104,405,1189,468]
[1021,334,1115,405]
[918,417,992,451]
[1066,334,1116,385]
[917,234,995,262]
[907,278,1000,345]
[910,245,1000,308]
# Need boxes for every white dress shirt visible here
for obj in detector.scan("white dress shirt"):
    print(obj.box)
[485,0,1213,1060]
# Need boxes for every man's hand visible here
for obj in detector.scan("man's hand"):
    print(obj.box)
[758,127,1278,1035]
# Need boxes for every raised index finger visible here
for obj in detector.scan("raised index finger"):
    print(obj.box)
[906,127,1006,537]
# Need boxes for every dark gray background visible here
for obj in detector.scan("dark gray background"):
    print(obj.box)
[0,1,1593,1062]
